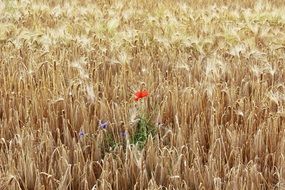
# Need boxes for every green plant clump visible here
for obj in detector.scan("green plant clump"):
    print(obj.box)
[131,116,157,149]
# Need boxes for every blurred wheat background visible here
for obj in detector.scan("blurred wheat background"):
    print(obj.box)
[1,0,285,189]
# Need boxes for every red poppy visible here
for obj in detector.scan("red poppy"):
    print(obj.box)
[134,90,149,101]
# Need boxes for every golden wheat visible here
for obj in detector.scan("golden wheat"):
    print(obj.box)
[1,0,285,189]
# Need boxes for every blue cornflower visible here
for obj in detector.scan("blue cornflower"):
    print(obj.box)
[120,131,128,138]
[99,120,108,129]
[79,130,85,138]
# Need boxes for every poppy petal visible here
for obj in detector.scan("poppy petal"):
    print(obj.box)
[134,90,149,101]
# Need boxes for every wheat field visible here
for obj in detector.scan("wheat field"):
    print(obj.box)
[1,0,285,189]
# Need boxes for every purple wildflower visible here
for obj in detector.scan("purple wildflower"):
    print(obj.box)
[120,131,128,138]
[99,120,108,129]
[79,130,85,138]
